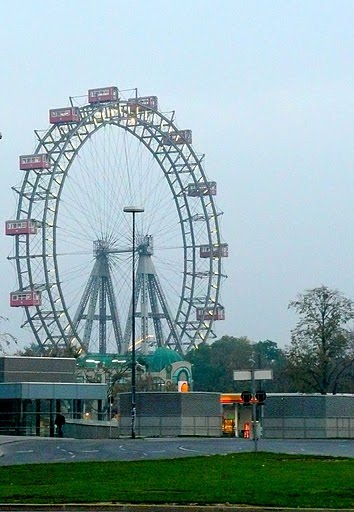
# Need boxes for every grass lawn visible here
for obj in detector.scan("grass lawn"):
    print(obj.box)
[0,452,353,508]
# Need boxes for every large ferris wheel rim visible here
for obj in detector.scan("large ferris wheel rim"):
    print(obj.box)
[14,90,224,353]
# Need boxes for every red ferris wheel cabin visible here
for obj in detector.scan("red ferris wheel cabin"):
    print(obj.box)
[5,219,38,236]
[128,96,158,112]
[199,243,229,259]
[49,107,80,124]
[19,154,50,171]
[163,129,192,145]
[10,290,41,307]
[196,306,225,321]
[187,181,217,197]
[88,87,119,104]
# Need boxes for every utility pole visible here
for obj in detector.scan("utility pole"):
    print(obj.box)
[250,362,258,452]
[234,366,273,451]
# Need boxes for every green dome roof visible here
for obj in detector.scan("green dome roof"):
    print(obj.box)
[148,347,183,372]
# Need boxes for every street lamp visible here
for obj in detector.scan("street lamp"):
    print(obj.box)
[123,206,144,439]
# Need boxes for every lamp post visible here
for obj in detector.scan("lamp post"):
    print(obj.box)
[249,358,258,453]
[123,206,144,439]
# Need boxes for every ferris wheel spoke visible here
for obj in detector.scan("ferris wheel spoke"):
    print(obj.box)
[10,86,227,355]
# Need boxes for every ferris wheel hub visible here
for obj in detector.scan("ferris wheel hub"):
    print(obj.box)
[9,84,227,355]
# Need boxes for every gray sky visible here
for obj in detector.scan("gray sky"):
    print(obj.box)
[0,0,353,351]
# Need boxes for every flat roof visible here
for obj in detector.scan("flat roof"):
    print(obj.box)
[0,356,76,362]
[0,382,107,400]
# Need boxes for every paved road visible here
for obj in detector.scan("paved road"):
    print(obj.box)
[0,436,353,465]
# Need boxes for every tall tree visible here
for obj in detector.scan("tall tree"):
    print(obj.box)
[287,285,354,394]
[210,336,253,391]
[253,339,290,392]
[186,336,254,391]
[185,343,216,391]
[254,339,282,367]
[187,336,288,392]
[0,317,18,355]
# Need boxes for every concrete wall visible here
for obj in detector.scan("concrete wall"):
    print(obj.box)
[118,392,222,437]
[0,356,76,383]
[325,395,354,438]
[65,419,120,439]
[262,394,354,439]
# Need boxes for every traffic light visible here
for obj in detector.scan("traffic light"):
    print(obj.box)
[241,390,252,405]
[255,390,267,404]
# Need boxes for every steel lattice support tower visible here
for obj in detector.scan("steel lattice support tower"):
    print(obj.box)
[8,86,227,355]
[123,236,183,354]
[71,240,123,353]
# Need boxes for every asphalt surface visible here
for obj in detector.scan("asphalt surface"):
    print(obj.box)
[1,437,353,511]
[0,435,353,465]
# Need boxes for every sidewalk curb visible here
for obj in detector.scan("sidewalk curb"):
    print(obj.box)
[0,507,353,512]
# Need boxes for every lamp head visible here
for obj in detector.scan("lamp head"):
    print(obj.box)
[123,206,144,213]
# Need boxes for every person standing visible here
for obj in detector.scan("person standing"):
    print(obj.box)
[54,413,66,438]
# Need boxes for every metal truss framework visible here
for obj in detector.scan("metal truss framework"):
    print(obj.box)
[11,90,227,355]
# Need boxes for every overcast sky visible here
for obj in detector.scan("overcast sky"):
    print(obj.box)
[0,0,353,351]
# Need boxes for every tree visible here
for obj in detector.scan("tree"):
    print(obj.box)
[186,336,288,392]
[0,317,18,355]
[253,339,290,392]
[287,285,354,394]
[184,342,215,391]
[186,336,254,391]
[17,343,81,358]
[254,339,282,367]
[209,336,253,391]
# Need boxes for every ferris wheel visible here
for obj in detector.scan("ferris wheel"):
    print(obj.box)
[7,86,228,355]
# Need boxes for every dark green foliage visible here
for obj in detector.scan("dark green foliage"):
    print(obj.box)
[186,286,354,395]
[185,342,215,391]
[287,286,354,394]
[186,336,286,392]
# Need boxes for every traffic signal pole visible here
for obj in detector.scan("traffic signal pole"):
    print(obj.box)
[251,366,258,452]
[234,367,273,451]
